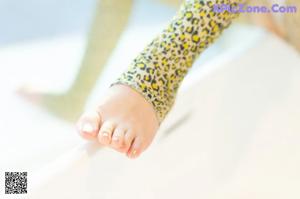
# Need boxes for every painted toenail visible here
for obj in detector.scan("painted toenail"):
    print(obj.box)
[132,150,137,156]
[81,123,94,133]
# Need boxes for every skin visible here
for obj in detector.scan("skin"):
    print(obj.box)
[77,84,159,158]
[75,0,289,159]
[284,0,300,51]
[19,0,135,122]
[19,0,283,123]
[21,0,298,158]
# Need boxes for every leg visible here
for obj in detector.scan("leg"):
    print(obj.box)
[283,0,300,52]
[240,0,285,38]
[156,0,182,7]
[68,0,134,104]
[77,0,246,158]
[20,0,134,121]
[248,0,300,51]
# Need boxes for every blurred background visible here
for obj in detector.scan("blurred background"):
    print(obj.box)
[0,0,183,172]
[0,0,299,196]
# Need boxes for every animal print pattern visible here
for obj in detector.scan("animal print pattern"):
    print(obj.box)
[113,0,245,123]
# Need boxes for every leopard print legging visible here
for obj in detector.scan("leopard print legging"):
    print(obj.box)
[113,0,245,123]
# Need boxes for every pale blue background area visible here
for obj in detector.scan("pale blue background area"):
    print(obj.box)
[0,0,96,46]
[0,0,176,46]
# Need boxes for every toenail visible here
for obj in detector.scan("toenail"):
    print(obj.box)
[112,136,119,141]
[81,123,94,133]
[132,150,137,156]
[128,150,138,159]
[102,132,109,137]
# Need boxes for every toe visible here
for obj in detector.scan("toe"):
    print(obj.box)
[98,121,116,145]
[127,137,143,159]
[123,130,136,154]
[77,110,101,140]
[111,127,127,152]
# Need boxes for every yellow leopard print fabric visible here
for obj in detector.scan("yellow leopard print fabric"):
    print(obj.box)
[113,0,245,123]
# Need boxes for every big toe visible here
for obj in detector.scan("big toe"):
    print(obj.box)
[77,110,101,140]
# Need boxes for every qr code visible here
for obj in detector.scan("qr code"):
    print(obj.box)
[5,172,27,194]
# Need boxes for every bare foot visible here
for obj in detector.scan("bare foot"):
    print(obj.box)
[76,85,159,159]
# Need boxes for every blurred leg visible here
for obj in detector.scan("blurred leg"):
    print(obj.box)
[283,0,300,52]
[245,0,285,37]
[249,0,300,52]
[69,0,134,103]
[156,0,181,7]
[20,0,134,121]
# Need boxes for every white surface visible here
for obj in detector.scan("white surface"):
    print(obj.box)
[0,0,176,172]
[0,0,261,173]
[0,23,263,171]
[1,0,299,198]
[27,34,300,199]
